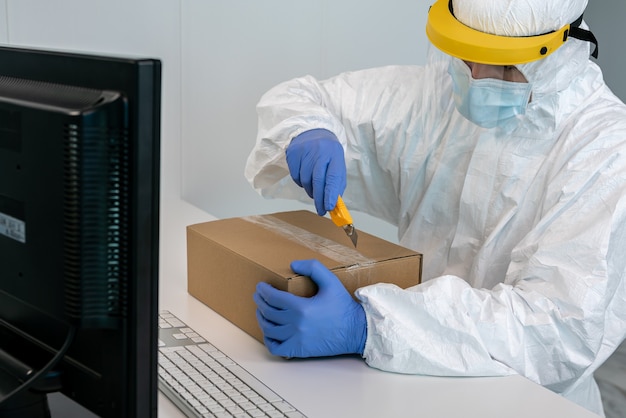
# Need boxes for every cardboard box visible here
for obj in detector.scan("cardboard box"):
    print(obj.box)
[187,210,422,343]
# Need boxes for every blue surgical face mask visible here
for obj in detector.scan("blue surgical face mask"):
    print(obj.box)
[447,58,532,129]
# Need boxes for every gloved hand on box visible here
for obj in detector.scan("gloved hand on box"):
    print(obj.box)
[253,259,366,358]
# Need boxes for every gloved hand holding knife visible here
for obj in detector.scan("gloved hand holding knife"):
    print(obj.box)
[286,128,358,247]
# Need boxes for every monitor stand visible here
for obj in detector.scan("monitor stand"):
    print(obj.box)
[0,366,62,418]
[0,389,51,418]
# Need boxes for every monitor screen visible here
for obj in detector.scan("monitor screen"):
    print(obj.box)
[0,46,161,418]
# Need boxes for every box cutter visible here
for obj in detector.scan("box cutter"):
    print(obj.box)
[329,196,359,247]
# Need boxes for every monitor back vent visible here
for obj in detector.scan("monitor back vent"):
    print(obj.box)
[63,118,130,329]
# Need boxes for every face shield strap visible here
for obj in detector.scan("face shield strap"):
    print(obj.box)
[568,14,599,58]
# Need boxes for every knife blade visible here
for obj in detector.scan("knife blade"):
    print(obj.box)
[329,195,358,247]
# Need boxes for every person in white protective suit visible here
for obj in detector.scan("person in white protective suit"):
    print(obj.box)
[245,0,626,415]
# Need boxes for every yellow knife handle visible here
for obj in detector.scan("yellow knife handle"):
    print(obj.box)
[329,196,353,227]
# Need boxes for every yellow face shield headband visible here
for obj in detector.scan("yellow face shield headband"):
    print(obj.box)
[425,0,572,65]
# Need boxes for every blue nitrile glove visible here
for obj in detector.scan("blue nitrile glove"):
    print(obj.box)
[286,129,346,216]
[253,259,366,358]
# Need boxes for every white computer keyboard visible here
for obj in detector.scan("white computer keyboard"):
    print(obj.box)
[158,310,307,418]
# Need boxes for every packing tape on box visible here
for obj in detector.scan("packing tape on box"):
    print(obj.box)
[243,215,375,269]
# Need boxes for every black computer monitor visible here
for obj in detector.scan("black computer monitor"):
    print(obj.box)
[0,46,161,417]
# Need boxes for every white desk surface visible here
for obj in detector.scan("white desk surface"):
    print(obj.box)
[158,197,600,418]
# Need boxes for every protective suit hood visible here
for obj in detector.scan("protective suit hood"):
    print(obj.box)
[517,30,599,138]
[452,0,588,37]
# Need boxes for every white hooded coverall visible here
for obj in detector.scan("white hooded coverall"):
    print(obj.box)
[244,10,626,417]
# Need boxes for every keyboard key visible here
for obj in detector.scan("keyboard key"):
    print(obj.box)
[166,318,185,328]
[272,401,297,413]
[285,412,308,418]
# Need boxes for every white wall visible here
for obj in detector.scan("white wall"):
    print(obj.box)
[585,0,626,102]
[180,0,430,243]
[0,1,7,42]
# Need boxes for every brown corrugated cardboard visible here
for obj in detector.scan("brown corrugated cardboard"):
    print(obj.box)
[187,210,422,343]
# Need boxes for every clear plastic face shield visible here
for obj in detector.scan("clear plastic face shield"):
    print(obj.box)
[425,0,597,137]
